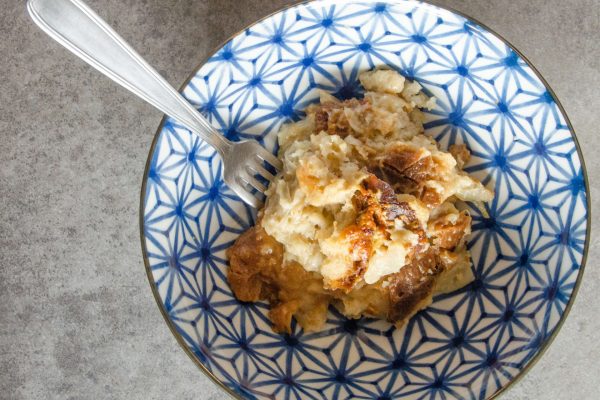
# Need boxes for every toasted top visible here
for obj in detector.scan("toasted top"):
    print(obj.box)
[260,69,493,291]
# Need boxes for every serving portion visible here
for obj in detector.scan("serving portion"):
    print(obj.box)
[228,69,494,332]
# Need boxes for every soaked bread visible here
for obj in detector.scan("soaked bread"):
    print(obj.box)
[227,69,493,333]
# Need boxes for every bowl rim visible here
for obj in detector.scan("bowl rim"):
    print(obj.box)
[138,1,592,398]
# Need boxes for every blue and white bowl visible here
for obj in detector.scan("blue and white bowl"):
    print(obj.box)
[140,1,590,398]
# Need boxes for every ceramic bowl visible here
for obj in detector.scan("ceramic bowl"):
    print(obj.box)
[140,1,590,398]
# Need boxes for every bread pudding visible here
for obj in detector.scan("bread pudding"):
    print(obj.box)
[227,69,494,333]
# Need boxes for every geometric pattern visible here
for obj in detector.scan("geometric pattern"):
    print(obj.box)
[140,1,589,399]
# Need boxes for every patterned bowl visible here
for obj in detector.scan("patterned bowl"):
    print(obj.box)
[140,1,590,399]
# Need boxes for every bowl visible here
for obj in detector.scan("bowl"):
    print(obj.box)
[140,1,590,398]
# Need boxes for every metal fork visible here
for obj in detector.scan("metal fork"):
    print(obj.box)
[27,0,282,208]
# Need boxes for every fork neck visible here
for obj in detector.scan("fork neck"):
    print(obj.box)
[182,109,232,156]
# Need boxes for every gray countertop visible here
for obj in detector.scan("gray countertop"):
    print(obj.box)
[1,0,598,399]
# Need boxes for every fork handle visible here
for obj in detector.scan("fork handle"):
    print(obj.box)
[27,0,230,154]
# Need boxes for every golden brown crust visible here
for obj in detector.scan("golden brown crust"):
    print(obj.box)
[226,227,283,302]
[429,211,472,250]
[419,186,443,208]
[313,99,369,137]
[387,248,439,323]
[329,175,408,292]
[449,143,471,169]
[369,144,439,201]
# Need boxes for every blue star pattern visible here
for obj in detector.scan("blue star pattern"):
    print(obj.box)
[141,1,589,399]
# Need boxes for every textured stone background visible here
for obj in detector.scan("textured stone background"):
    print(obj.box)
[1,0,598,399]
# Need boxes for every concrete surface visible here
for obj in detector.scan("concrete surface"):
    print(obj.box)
[0,0,598,399]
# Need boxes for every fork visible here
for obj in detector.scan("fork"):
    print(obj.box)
[27,0,282,208]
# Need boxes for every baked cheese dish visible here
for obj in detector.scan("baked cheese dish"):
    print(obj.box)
[227,69,493,333]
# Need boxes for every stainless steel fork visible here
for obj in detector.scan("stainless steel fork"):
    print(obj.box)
[27,0,282,208]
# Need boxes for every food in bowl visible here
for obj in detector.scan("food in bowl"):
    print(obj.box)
[227,69,494,333]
